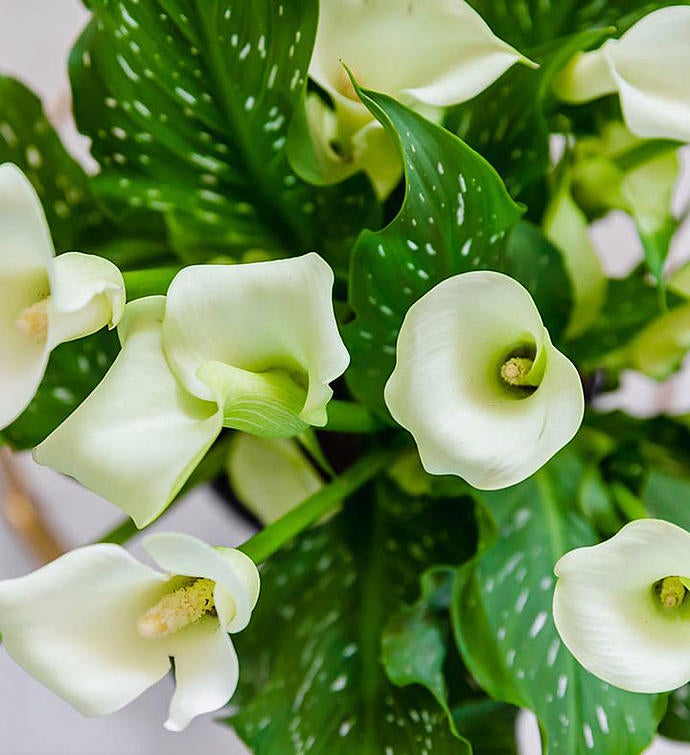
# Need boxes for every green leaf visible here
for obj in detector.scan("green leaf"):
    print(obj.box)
[0,76,102,250]
[230,480,477,754]
[464,0,688,50]
[382,567,460,738]
[658,686,690,742]
[447,29,609,210]
[452,451,666,755]
[2,331,119,449]
[452,700,519,755]
[644,470,690,531]
[343,88,523,418]
[69,0,378,268]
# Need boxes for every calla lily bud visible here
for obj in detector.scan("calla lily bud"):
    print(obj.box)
[553,519,690,693]
[543,174,607,339]
[0,533,260,731]
[293,0,532,197]
[554,6,690,143]
[384,271,584,490]
[0,163,125,430]
[34,254,348,527]
[227,434,324,524]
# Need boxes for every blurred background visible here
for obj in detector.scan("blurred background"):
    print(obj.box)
[0,2,689,753]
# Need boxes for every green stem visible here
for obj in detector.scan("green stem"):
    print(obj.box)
[239,445,398,564]
[324,400,387,433]
[122,266,182,300]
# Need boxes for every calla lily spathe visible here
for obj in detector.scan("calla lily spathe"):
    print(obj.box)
[553,519,690,693]
[294,0,532,196]
[34,253,349,527]
[0,533,259,731]
[384,271,584,489]
[554,6,690,143]
[0,163,125,430]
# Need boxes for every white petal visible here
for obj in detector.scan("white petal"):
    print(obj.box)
[554,519,690,693]
[163,621,239,732]
[606,7,690,142]
[33,297,222,528]
[0,164,53,429]
[384,271,584,489]
[227,434,323,524]
[143,532,260,633]
[0,544,170,716]
[47,252,126,349]
[163,254,349,428]
[311,0,527,109]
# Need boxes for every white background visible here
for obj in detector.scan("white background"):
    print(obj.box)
[0,1,688,753]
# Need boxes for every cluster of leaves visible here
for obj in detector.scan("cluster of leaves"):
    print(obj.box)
[3,0,690,752]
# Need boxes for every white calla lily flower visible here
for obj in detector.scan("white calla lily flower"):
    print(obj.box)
[34,253,348,527]
[384,271,584,489]
[0,163,125,430]
[295,0,532,196]
[554,6,690,143]
[0,533,260,731]
[553,519,690,693]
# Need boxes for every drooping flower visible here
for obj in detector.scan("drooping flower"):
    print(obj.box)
[0,163,125,430]
[554,6,690,143]
[227,434,324,524]
[553,518,690,693]
[291,0,532,197]
[384,271,584,489]
[34,253,349,527]
[0,532,260,731]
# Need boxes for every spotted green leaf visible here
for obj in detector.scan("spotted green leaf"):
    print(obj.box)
[69,0,378,267]
[0,77,102,250]
[452,451,666,754]
[230,481,477,755]
[343,88,524,418]
[658,685,690,742]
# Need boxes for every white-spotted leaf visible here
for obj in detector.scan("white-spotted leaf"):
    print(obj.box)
[451,451,666,754]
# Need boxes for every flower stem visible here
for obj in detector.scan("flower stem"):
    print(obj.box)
[324,400,387,433]
[122,266,182,301]
[239,445,398,564]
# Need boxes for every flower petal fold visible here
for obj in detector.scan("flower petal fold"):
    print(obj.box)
[384,271,584,489]
[163,254,349,432]
[47,251,126,348]
[554,519,690,693]
[310,0,527,110]
[0,544,169,716]
[33,297,222,528]
[163,621,240,732]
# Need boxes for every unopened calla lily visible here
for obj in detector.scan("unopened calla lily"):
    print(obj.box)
[384,271,584,489]
[0,533,259,731]
[554,6,690,143]
[0,163,125,430]
[293,0,532,196]
[553,519,690,693]
[34,253,349,527]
